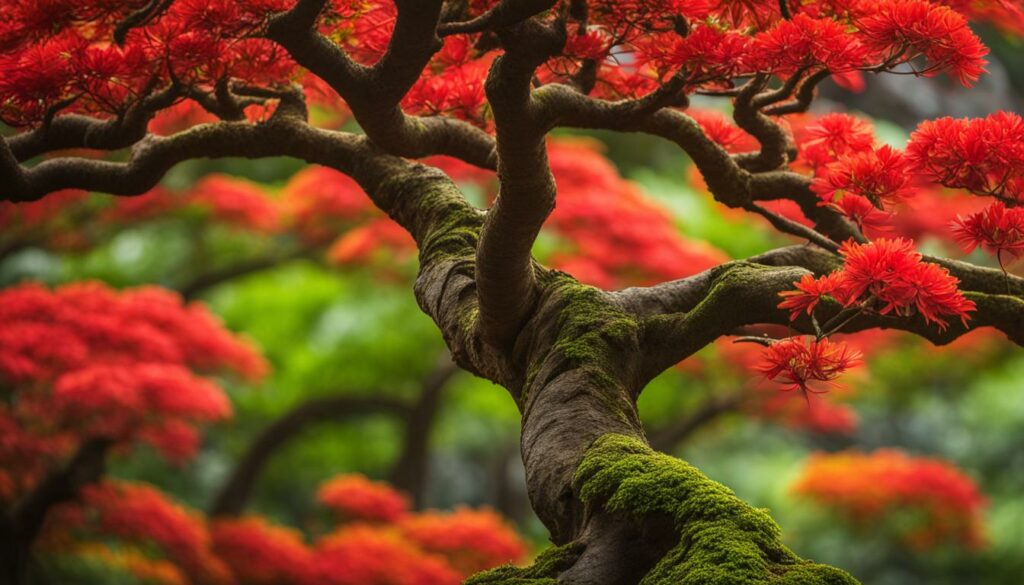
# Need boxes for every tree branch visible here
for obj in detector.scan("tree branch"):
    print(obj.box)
[474,19,565,348]
[388,354,459,506]
[648,392,745,452]
[1,438,112,584]
[209,396,408,517]
[438,0,559,36]
[264,0,497,168]
[178,245,319,301]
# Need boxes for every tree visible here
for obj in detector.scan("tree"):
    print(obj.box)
[0,280,527,585]
[3,1,1024,583]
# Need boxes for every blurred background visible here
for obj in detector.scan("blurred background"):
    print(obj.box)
[2,24,1023,585]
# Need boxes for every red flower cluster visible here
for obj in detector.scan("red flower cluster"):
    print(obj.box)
[212,516,318,585]
[279,166,376,242]
[952,202,1024,263]
[326,218,417,269]
[792,449,987,549]
[545,139,728,289]
[778,238,975,330]
[0,0,295,125]
[188,175,281,233]
[0,282,264,501]
[80,481,233,585]
[799,113,876,171]
[317,474,411,523]
[0,190,90,238]
[315,525,460,585]
[397,508,527,576]
[749,14,867,77]
[856,0,988,86]
[812,145,916,214]
[756,337,863,394]
[45,472,526,585]
[908,112,1024,203]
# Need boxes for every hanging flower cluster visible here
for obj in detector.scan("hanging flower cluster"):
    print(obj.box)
[756,336,863,395]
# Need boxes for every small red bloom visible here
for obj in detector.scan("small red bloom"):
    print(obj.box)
[317,474,410,523]
[793,449,987,550]
[778,272,841,321]
[856,0,989,87]
[908,112,1024,203]
[828,193,893,233]
[812,145,916,209]
[951,202,1024,261]
[756,337,863,394]
[799,113,876,170]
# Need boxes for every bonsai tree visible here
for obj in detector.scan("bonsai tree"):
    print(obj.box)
[3,0,1024,582]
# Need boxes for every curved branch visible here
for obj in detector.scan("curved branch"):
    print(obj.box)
[474,20,565,348]
[209,396,408,517]
[265,0,496,168]
[178,245,318,301]
[648,392,745,452]
[1,439,111,584]
[388,354,460,506]
[612,244,1024,381]
[7,85,179,162]
[438,0,559,36]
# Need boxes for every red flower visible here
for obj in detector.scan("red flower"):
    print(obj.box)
[799,113,876,170]
[187,175,281,233]
[907,112,1024,203]
[314,525,460,585]
[793,449,987,550]
[756,337,863,394]
[81,481,233,585]
[398,508,526,577]
[317,474,411,523]
[689,109,758,154]
[812,145,916,209]
[212,516,317,585]
[952,202,1024,261]
[856,0,989,87]
[827,193,893,233]
[777,273,841,321]
[837,238,975,328]
[750,14,867,76]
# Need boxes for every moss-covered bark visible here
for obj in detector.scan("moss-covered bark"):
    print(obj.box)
[575,435,859,585]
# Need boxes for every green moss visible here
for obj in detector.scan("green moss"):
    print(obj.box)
[574,435,861,585]
[418,198,485,265]
[466,543,584,584]
[547,274,639,372]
